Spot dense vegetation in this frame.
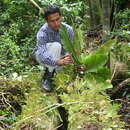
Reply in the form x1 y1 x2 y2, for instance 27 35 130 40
0 0 130 129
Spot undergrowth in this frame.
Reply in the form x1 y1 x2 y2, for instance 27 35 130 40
0 76 31 129
54 67 125 130
11 73 60 130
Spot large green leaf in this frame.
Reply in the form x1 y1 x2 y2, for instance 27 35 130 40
81 40 116 72
81 53 108 72
96 67 111 80
95 40 116 55
73 25 82 51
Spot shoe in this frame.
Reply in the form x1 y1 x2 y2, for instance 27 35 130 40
42 68 55 92
42 79 52 91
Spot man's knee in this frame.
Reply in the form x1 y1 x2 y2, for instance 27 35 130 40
51 42 61 50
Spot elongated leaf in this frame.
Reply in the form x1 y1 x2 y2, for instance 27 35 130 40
60 24 81 64
73 25 85 64
73 25 82 51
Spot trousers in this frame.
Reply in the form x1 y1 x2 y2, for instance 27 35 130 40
35 42 63 72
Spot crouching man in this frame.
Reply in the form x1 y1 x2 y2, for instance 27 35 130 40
33 5 74 91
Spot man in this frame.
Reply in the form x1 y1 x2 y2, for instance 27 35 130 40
33 5 74 92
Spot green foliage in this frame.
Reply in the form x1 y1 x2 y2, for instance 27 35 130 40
60 25 116 73
73 25 84 51
115 0 128 10
0 0 87 76
0 31 35 75
13 73 60 130
53 36 126 129
112 30 130 42
81 54 108 72
0 76 31 128
115 8 130 29
0 0 129 129
60 24 82 65
80 40 116 72
0 0 44 76
38 0 87 26
0 73 60 129
111 42 130 66
54 71 125 130
113 9 130 41
0 33 19 59
95 40 116 54
54 65 74 92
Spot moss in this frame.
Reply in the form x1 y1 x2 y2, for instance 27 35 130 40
12 73 60 130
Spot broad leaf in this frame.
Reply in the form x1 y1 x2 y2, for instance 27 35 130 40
95 40 116 55
81 53 108 72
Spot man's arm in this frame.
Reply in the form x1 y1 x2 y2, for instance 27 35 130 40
37 30 57 66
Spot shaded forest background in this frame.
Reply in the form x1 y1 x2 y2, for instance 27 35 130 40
0 0 130 129
0 0 130 76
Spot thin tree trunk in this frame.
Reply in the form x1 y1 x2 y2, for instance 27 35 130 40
101 0 111 40
87 0 94 28
87 0 101 29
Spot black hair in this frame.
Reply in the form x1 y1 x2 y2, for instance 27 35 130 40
44 5 61 20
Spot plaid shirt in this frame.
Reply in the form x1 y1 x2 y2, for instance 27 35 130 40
34 22 74 66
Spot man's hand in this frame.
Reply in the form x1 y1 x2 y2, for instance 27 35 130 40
63 53 73 65
56 53 73 66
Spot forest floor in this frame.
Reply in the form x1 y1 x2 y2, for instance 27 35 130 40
85 27 130 129
0 27 130 130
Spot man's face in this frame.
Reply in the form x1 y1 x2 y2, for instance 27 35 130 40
47 13 62 31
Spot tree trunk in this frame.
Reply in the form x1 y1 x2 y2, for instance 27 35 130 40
101 0 111 40
87 0 94 28
87 0 101 29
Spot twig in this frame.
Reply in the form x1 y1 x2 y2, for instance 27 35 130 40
110 63 117 82
29 0 41 10
110 78 130 96
0 115 6 119
0 92 6 95
1 93 17 113
10 101 93 128
54 123 63 130
29 0 44 15
0 121 9 130
0 126 5 130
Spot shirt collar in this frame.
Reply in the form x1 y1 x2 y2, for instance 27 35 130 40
47 23 59 33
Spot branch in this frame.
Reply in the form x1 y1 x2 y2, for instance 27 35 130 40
29 0 44 15
29 0 41 10
110 63 117 81
29 0 44 14
110 78 130 96
0 121 9 130
10 101 93 128
1 93 17 113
